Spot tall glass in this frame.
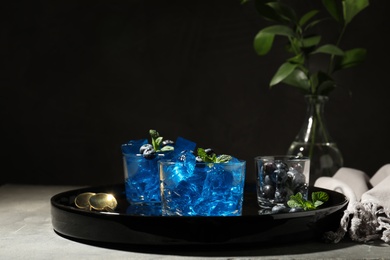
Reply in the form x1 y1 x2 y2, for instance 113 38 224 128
255 156 310 212
159 159 246 216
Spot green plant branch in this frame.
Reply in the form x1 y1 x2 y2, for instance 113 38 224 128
247 0 369 96
316 102 329 143
328 24 347 74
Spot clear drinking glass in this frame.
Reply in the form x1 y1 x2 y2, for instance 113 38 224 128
123 153 168 205
255 156 310 212
159 156 246 216
122 137 196 205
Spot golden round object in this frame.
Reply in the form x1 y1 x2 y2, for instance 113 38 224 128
74 192 96 210
89 193 118 211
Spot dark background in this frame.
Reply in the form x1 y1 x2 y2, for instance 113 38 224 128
1 0 389 186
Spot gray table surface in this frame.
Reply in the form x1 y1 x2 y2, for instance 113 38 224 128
1 184 389 260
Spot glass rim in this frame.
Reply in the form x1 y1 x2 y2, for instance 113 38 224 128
158 159 246 166
122 153 166 158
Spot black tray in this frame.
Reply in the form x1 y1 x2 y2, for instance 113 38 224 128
51 184 348 247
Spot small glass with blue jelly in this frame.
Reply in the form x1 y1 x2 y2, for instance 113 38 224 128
255 156 310 213
122 137 196 205
159 152 246 216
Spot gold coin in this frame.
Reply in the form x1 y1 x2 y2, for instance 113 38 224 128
89 193 118 211
74 192 96 210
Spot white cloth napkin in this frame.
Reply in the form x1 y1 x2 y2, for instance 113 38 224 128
314 164 390 243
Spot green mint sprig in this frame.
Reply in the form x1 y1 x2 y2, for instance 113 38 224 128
287 191 329 211
197 148 232 163
149 129 174 152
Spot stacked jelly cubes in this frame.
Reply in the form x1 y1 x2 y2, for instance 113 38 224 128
159 150 246 216
122 134 246 216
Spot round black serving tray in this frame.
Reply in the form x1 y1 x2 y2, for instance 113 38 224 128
51 184 348 247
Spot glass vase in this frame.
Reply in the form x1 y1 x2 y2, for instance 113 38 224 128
287 95 344 186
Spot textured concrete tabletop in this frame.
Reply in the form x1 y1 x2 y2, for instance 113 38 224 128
0 184 389 260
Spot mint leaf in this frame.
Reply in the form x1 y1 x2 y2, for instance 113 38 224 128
287 191 329 211
287 192 305 209
155 137 163 147
149 129 159 139
304 201 316 210
149 129 160 151
197 148 232 163
197 148 215 162
287 199 302 208
160 145 174 152
312 191 329 204
215 154 232 163
291 192 304 203
148 129 174 152
314 200 325 208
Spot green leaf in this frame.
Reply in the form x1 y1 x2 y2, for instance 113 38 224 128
314 200 325 208
312 191 330 203
149 129 160 150
289 192 304 204
304 201 316 210
281 68 311 92
299 10 319 27
287 200 302 208
270 62 298 87
287 53 304 64
287 191 329 211
254 25 295 56
300 35 321 48
254 0 290 23
286 38 300 54
304 17 328 31
317 81 336 95
197 148 230 163
343 0 369 25
261 24 295 36
216 154 232 163
254 31 274 56
311 44 344 56
149 129 159 139
197 148 212 162
333 48 367 71
160 145 174 152
267 2 297 24
155 137 163 146
322 0 343 23
311 71 336 95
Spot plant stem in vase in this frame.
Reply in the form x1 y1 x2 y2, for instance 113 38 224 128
287 95 343 186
